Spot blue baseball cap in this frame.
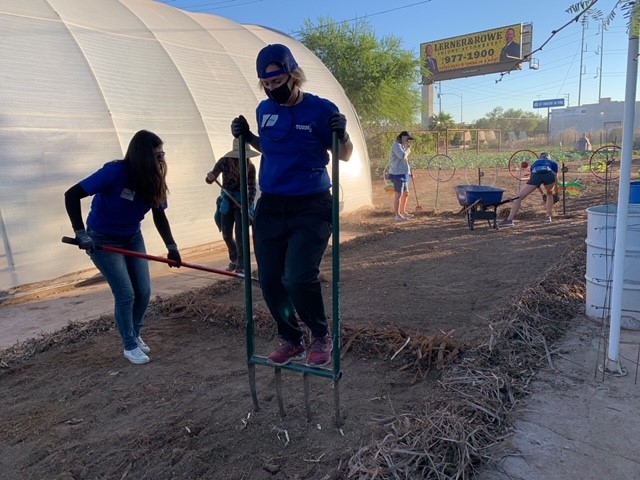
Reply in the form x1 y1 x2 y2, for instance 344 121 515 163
256 44 299 79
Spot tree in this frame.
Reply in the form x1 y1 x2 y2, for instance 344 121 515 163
429 112 456 131
472 107 546 134
297 18 421 127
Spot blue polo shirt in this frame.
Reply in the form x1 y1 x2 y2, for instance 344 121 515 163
80 160 164 236
256 93 337 196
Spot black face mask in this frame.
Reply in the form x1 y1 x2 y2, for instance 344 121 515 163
266 76 292 104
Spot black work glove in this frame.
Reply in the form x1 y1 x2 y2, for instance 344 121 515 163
167 244 181 268
231 115 251 139
205 171 216 185
74 229 95 253
328 112 347 140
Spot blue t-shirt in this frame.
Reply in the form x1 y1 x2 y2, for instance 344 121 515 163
256 93 338 196
530 159 558 174
80 160 164 236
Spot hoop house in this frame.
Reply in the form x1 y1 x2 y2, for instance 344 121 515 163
0 0 371 291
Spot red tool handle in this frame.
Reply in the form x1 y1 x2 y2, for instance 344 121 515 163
61 236 255 282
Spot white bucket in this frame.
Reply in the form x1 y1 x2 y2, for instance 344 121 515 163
585 204 640 328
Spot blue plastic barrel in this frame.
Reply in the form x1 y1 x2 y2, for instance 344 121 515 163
630 181 640 204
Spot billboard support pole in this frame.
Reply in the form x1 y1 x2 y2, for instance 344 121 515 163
547 107 551 145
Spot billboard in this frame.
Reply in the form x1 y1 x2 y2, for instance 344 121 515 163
421 24 526 83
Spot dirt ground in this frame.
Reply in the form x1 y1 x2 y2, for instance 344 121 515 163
0 164 630 479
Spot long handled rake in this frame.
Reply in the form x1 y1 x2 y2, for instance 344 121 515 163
410 174 424 212
61 236 257 283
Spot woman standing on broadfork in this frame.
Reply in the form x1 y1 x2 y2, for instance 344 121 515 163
64 130 182 365
231 43 353 367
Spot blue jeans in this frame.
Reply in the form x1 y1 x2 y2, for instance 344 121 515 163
253 192 332 344
87 230 151 351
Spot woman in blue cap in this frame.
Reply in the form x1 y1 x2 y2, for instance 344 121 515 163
499 152 558 228
231 43 353 367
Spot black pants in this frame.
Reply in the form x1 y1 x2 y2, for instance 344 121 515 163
220 203 244 267
253 192 332 344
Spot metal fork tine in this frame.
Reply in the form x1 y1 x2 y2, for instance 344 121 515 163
275 367 285 417
303 372 312 422
334 379 342 427
248 363 259 411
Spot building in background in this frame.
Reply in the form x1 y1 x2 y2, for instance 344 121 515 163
549 98 630 144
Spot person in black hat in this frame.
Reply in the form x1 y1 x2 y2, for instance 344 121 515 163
499 152 558 228
388 131 414 221
230 43 353 368
205 138 259 274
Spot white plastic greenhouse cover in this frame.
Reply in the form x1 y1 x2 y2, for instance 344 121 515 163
0 0 372 292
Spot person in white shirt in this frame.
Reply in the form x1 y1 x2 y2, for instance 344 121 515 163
387 131 414 221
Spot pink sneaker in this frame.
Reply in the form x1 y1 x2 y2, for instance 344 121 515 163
267 341 306 366
306 335 333 367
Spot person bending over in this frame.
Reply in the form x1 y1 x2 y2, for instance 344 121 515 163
499 152 558 228
64 130 181 365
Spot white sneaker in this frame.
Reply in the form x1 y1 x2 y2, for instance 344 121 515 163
124 347 150 365
136 336 150 354
394 215 408 222
545 216 552 223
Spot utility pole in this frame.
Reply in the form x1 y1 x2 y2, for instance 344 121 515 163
598 21 605 102
578 17 587 106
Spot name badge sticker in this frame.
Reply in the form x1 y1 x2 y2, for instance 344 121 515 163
120 188 135 201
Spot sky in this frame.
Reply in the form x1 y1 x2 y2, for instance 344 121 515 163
157 0 632 124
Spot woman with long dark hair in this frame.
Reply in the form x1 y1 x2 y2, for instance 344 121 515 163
64 130 181 364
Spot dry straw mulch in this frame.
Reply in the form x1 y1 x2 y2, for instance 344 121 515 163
346 244 586 479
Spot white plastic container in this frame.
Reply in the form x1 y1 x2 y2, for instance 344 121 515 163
585 204 640 328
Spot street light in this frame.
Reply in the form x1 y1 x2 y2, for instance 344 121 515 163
439 92 463 124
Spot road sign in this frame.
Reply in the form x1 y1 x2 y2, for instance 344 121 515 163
533 98 565 108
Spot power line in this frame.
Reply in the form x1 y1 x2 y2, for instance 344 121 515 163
289 0 433 35
164 0 434 32
495 0 600 83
